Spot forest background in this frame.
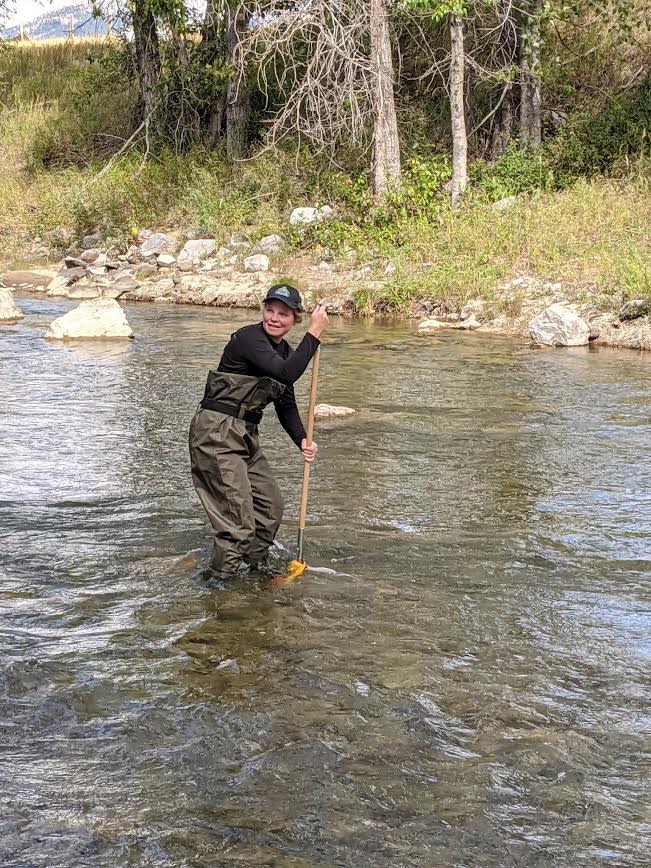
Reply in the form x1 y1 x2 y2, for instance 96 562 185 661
0 0 649 314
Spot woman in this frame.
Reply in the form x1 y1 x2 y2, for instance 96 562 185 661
189 284 329 578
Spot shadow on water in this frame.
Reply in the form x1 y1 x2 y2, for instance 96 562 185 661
1 298 650 865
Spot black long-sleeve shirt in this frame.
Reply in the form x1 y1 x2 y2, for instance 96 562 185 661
217 323 320 447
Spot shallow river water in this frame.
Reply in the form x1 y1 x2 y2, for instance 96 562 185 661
1 296 650 867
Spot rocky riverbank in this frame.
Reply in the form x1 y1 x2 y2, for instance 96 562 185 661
2 224 650 350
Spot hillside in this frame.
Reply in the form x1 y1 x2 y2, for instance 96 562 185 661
3 3 124 40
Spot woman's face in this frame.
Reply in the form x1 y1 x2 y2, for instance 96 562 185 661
262 300 295 342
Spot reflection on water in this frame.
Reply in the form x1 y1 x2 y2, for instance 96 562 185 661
1 296 650 866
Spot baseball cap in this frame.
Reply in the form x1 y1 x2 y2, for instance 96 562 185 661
263 283 303 311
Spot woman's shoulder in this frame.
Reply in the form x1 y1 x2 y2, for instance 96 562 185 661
230 322 263 343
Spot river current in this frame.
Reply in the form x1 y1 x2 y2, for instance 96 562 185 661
1 296 650 866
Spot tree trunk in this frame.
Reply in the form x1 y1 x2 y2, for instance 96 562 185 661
490 83 514 160
201 0 227 148
449 13 467 209
226 6 250 161
370 0 401 200
519 0 542 149
131 0 161 123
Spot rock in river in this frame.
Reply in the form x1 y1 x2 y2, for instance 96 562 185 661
0 288 24 322
314 403 356 418
44 297 134 340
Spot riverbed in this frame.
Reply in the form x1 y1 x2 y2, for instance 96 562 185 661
1 296 650 866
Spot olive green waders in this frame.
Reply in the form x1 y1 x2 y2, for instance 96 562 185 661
189 371 287 577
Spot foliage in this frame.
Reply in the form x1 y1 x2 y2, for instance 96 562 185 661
546 77 651 183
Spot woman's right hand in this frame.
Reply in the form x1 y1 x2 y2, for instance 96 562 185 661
308 301 329 339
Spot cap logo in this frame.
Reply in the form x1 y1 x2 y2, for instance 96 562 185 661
274 286 290 297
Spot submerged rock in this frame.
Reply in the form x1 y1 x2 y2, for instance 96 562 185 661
44 297 134 340
314 403 356 418
418 315 481 334
0 288 24 322
528 302 590 346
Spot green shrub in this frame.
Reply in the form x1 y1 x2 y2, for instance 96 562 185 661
469 146 553 201
547 77 651 183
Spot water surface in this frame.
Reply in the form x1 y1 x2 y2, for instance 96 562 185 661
1 297 650 866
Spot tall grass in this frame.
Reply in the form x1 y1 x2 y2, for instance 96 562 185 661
0 38 649 312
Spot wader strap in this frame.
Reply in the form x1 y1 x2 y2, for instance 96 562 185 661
200 398 263 425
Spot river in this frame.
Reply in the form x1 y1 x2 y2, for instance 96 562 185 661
1 296 650 866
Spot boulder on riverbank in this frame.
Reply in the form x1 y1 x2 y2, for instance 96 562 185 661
528 302 590 346
0 288 24 322
44 297 134 340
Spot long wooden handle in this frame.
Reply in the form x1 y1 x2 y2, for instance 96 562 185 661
298 348 320 533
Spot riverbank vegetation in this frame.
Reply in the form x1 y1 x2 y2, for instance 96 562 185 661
0 2 649 312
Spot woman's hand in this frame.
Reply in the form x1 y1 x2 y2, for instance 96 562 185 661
308 301 329 339
301 438 318 462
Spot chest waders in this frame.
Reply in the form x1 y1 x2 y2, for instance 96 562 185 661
189 371 287 577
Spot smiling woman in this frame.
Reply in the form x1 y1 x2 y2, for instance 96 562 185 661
188 283 329 579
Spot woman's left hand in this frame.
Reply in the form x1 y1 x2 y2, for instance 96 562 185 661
301 438 318 462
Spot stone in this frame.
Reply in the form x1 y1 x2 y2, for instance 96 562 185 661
140 232 178 258
0 270 53 289
289 205 335 225
253 234 285 255
318 261 333 272
417 316 481 334
184 226 207 241
619 298 650 321
67 285 101 300
0 288 23 322
217 658 240 674
177 260 195 272
105 259 120 270
64 255 87 269
178 239 216 263
589 327 601 342
493 196 517 212
57 266 86 284
455 315 481 330
105 279 140 298
215 246 235 264
314 404 356 418
80 232 102 250
157 253 177 267
243 254 270 273
134 262 157 279
46 276 76 296
528 303 590 347
44 297 134 340
80 248 101 263
46 227 73 248
136 228 154 242
87 266 108 277
225 238 251 253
